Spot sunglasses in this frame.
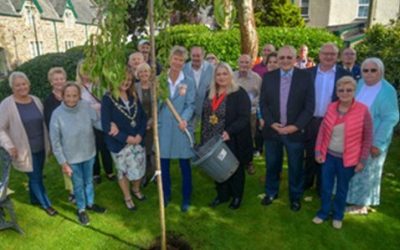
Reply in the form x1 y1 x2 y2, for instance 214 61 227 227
337 88 354 93
362 68 378 73
278 56 293 60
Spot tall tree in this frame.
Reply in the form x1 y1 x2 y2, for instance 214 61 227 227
235 0 258 60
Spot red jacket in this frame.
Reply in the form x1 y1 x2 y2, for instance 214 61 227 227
315 100 372 167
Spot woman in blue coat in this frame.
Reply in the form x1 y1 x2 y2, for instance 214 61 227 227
346 58 399 215
159 46 196 212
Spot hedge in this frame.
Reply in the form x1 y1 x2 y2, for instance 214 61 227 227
155 24 343 68
0 47 84 101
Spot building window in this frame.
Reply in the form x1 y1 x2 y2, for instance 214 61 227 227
0 48 8 79
64 10 75 28
358 0 370 18
300 0 310 18
65 41 75 50
25 5 35 26
30 41 43 57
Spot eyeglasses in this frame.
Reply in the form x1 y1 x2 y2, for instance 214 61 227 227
278 56 293 60
337 88 354 93
362 68 378 73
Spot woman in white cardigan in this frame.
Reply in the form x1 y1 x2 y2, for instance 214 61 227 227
0 72 57 216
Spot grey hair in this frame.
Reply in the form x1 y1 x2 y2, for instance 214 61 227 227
129 52 144 62
169 45 188 61
278 45 297 57
319 42 339 54
361 57 385 79
208 62 239 99
9 71 31 88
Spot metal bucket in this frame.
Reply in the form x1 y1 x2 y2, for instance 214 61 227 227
192 135 239 183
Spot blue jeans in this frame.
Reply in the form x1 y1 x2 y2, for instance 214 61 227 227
27 150 52 209
70 157 95 211
161 158 192 204
317 153 355 220
265 136 304 202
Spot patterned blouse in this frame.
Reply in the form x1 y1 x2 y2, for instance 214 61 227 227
201 96 226 145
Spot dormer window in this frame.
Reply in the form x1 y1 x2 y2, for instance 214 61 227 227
25 4 35 26
64 9 75 28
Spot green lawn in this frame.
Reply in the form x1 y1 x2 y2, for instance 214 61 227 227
1 137 400 249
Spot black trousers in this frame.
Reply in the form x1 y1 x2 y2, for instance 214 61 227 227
216 164 245 201
304 117 323 194
93 129 113 176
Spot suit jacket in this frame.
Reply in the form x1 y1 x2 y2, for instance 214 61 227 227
338 63 361 81
308 65 352 103
158 73 196 159
260 68 315 142
183 61 214 119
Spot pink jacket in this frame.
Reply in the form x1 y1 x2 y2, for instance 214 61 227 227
315 100 372 167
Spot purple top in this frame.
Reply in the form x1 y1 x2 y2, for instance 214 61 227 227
279 70 293 126
16 101 44 153
252 62 268 78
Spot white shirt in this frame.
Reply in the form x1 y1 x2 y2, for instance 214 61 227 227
356 80 382 109
192 64 203 89
168 71 185 97
314 65 336 117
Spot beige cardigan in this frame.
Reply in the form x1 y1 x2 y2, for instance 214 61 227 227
0 95 50 172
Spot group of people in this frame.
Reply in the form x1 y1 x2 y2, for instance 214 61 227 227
0 39 398 229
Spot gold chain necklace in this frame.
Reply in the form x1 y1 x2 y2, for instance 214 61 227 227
108 95 138 128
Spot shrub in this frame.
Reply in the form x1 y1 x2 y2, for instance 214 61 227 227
355 21 400 89
156 24 343 68
0 47 84 101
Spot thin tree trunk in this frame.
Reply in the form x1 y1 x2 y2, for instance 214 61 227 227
148 1 167 249
236 0 259 60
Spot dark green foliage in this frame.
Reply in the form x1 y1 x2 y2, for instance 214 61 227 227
0 47 84 101
355 21 400 89
254 0 305 27
156 24 342 67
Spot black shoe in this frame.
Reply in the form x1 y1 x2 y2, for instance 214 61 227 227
93 175 102 184
261 194 277 206
77 210 90 226
68 194 76 204
290 201 301 212
132 189 147 201
124 199 137 211
229 198 241 210
44 207 58 216
209 197 228 208
86 204 107 213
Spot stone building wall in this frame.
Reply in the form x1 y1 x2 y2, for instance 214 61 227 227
0 5 97 70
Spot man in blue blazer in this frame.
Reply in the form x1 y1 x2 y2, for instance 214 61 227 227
304 43 352 195
183 46 214 123
260 45 315 211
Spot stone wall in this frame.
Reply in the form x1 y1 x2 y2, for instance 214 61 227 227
0 6 97 70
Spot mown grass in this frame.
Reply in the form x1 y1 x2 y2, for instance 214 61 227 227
1 137 399 249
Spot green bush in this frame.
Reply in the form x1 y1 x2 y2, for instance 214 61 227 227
156 24 343 68
0 47 84 101
355 21 400 88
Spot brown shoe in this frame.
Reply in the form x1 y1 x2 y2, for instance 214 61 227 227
247 162 256 175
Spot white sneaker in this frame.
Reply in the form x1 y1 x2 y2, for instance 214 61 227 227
332 220 342 229
312 216 323 224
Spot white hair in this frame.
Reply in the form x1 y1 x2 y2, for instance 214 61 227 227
361 57 385 79
9 71 31 88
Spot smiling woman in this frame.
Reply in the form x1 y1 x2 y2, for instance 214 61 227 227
0 71 57 216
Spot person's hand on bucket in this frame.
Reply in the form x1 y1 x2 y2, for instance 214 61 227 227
222 131 230 141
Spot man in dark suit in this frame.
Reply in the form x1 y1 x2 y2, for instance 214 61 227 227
340 47 361 81
304 43 352 195
260 45 315 211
